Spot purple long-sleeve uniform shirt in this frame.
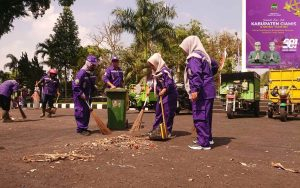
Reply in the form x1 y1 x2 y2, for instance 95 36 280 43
186 53 216 99
39 75 59 96
72 69 97 101
154 67 178 103
103 66 123 88
0 80 20 97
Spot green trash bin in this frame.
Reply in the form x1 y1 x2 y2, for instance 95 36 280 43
106 88 128 130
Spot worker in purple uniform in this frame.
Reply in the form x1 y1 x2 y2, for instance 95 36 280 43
147 53 178 137
0 79 20 122
180 35 217 150
36 69 60 118
72 55 99 136
103 56 123 88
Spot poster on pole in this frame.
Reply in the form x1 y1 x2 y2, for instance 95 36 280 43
246 0 300 69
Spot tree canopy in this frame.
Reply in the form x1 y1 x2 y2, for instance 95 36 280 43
112 0 176 58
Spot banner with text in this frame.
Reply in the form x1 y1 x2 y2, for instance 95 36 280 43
246 0 300 69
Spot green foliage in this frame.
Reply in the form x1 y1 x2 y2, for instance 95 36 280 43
58 0 76 7
0 70 11 83
50 6 80 70
112 0 176 58
4 54 19 77
119 47 149 85
36 6 80 97
4 53 44 90
0 0 51 38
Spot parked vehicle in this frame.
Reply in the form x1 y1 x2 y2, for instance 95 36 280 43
219 72 261 119
128 84 157 111
268 69 300 122
176 83 192 114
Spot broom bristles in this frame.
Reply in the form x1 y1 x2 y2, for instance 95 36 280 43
130 109 145 132
91 111 111 135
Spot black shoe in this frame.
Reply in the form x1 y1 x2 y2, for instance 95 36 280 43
78 130 91 136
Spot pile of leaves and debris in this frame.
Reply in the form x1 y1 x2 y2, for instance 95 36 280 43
22 134 156 163
81 134 157 150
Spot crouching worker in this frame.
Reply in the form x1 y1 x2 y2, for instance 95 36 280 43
36 69 60 118
0 79 20 122
147 53 178 138
72 55 99 136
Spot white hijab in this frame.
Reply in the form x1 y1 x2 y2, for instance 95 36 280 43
179 35 211 97
179 35 211 64
147 53 166 75
147 53 171 94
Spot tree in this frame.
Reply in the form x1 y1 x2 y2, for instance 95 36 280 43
58 0 75 7
0 0 51 38
90 21 123 55
4 54 19 77
35 38 55 67
120 47 149 85
44 6 80 98
112 0 176 58
4 52 44 90
0 70 11 83
0 0 78 38
17 52 44 88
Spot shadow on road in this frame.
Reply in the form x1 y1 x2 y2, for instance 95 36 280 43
6 119 44 123
213 137 236 148
271 116 300 122
90 130 101 135
52 114 76 118
172 130 192 137
230 114 266 119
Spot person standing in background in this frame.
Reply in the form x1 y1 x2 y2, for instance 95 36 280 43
103 56 124 88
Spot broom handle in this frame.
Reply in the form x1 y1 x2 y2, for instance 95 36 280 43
160 96 166 127
54 95 59 106
142 97 148 109
84 100 92 111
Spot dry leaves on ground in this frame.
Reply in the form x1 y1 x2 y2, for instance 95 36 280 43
271 162 299 173
23 151 94 163
81 134 157 151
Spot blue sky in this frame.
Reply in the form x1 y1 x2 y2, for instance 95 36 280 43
0 0 242 70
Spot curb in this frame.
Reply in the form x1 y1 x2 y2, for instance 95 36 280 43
26 103 143 111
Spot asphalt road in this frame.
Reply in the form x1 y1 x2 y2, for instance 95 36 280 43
0 108 299 188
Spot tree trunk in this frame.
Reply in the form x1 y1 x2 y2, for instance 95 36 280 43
64 67 67 98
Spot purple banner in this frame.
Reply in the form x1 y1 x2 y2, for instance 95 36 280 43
246 0 300 69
